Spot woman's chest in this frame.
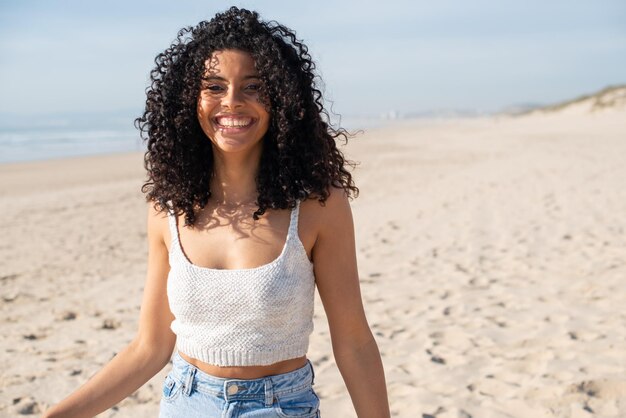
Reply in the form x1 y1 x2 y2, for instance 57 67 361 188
165 206 315 270
178 224 286 270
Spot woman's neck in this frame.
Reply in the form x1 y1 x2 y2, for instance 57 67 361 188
210 150 260 206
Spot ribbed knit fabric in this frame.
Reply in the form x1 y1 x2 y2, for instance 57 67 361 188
165 200 316 367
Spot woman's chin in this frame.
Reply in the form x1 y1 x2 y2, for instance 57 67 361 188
211 137 263 155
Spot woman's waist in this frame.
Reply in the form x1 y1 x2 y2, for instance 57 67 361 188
177 350 309 380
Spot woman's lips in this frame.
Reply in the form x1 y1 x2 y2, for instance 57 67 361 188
214 116 253 126
213 116 256 133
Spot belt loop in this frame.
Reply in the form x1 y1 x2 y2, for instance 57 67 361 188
183 365 196 396
178 361 189 394
264 377 274 406
309 360 316 385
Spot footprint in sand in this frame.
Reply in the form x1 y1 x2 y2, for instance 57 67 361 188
23 333 46 341
12 396 42 415
568 379 626 400
422 406 472 418
425 348 446 365
0 273 19 282
101 318 121 330
311 355 330 367
57 311 77 321
2 291 20 302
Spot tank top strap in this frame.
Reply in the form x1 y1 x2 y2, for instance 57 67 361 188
165 201 179 245
288 199 301 239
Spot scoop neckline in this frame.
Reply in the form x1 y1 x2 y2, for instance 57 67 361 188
171 206 295 273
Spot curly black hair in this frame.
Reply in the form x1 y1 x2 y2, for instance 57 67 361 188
135 6 358 225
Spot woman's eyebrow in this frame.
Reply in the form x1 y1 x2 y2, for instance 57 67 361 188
204 75 261 81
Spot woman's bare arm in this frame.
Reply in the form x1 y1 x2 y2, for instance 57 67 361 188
42 203 177 418
311 188 391 418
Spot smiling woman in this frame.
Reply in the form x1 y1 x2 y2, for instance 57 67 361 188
42 6 390 418
134 6 360 224
196 50 271 156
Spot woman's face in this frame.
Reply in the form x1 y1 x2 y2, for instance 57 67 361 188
197 49 270 156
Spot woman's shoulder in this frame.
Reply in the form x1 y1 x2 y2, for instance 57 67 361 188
297 187 353 256
300 186 353 228
146 200 171 247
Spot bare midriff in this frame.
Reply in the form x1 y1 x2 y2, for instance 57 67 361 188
178 350 308 379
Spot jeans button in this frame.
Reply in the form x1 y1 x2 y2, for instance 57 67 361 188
227 384 239 395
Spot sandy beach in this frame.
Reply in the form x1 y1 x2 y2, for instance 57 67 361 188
1 100 625 416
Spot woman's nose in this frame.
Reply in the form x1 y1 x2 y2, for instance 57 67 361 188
222 86 244 109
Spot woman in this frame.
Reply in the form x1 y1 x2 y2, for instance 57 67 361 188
43 7 389 418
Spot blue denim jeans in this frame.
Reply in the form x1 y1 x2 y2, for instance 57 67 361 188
159 351 321 417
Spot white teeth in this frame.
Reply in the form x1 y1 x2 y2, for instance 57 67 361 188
216 117 253 127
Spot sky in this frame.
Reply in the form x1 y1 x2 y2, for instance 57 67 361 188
1 0 625 122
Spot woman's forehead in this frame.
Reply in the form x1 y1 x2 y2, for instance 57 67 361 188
203 49 258 75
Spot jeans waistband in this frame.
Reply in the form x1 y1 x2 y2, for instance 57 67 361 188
169 350 315 404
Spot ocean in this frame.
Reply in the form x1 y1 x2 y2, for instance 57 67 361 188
0 112 145 164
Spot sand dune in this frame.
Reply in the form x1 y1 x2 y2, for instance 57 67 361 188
1 105 625 417
521 84 626 117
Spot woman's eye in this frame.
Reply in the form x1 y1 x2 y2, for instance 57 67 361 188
206 85 223 92
245 84 260 91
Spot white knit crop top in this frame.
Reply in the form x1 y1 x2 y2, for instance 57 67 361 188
165 200 316 367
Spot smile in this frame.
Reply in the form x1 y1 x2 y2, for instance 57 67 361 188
214 116 255 128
